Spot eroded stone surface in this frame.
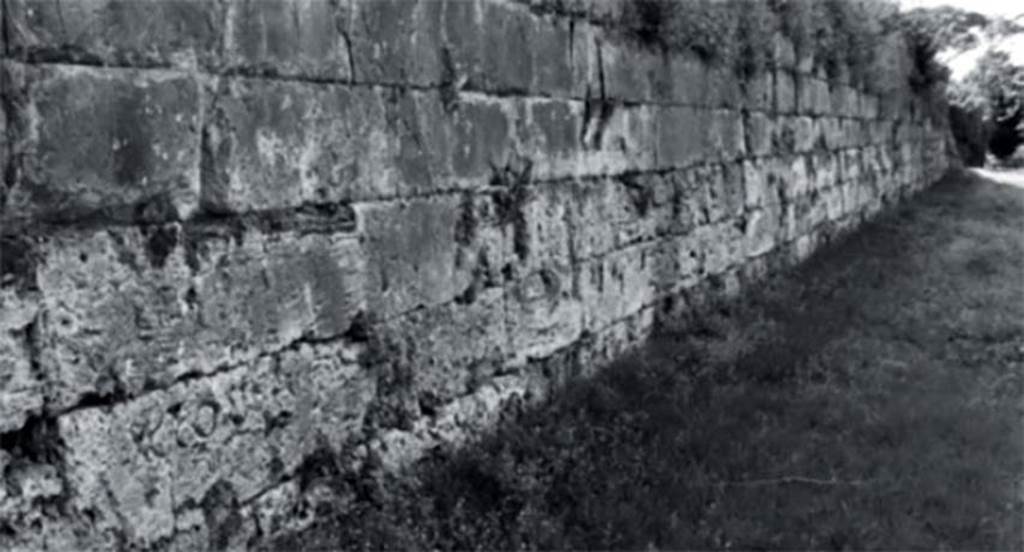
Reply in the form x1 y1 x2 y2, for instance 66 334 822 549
3 62 201 225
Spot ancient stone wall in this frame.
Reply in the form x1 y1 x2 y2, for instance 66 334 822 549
0 0 951 548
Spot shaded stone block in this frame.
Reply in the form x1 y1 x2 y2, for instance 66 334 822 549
6 0 223 68
346 0 443 86
358 194 504 320
375 287 507 414
3 62 201 225
507 264 583 363
774 70 796 114
202 78 397 212
31 223 364 411
579 243 657 331
449 97 515 180
224 0 353 80
656 106 706 168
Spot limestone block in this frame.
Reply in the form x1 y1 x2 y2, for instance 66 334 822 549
743 71 774 111
706 66 740 109
580 104 657 174
745 203 782 258
707 109 746 160
822 186 845 220
793 116 816 153
694 220 746 276
528 16 573 97
601 38 655 104
478 1 535 93
518 99 582 179
745 111 773 157
346 0 442 86
579 244 657 331
202 78 404 211
224 0 353 81
377 287 507 410
32 223 364 411
507 265 583 363
742 159 770 208
811 151 840 191
656 106 706 168
449 96 516 181
819 117 844 151
667 54 707 106
359 194 504 320
653 232 705 292
2 62 201 225
699 163 745 222
5 0 223 68
57 340 372 549
780 155 811 201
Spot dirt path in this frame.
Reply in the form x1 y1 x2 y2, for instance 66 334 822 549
275 169 1024 550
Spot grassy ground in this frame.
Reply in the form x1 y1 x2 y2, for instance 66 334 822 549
274 169 1024 551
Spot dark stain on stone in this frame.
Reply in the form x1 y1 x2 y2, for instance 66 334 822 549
142 224 179 269
200 480 243 551
0 234 39 291
454 191 478 247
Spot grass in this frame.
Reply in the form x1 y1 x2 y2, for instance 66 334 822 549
271 169 1024 550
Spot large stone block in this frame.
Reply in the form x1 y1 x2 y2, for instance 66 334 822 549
3 62 201 225
202 78 409 212
5 0 223 68
376 288 507 413
346 0 442 86
656 106 706 168
745 203 783 258
569 176 669 261
477 1 535 93
518 99 582 179
528 16 573 97
707 109 746 160
745 111 773 157
449 96 516 181
694 220 746 276
507 264 583 364
224 0 353 80
358 194 505 320
774 70 797 114
57 340 372 549
579 243 657 331
31 223 364 411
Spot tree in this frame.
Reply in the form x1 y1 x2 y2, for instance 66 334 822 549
952 50 1024 160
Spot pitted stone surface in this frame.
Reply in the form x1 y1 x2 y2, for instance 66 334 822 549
0 1 953 548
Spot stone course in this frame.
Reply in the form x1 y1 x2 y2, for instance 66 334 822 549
0 0 953 549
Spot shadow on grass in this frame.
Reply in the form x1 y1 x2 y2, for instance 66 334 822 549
274 171 1024 550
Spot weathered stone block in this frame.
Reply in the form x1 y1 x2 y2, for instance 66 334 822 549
0 330 42 433
224 0 352 80
774 70 796 114
347 0 442 86
706 66 739 108
58 340 372 549
32 223 364 411
359 194 504 320
522 99 580 164
529 16 573 97
570 176 667 260
694 220 745 276
745 203 782 258
700 163 745 222
450 97 515 180
3 62 201 225
793 116 816 153
745 112 773 157
479 1 534 93
6 0 223 68
507 265 582 363
656 106 705 168
377 288 507 410
707 109 746 160
667 54 707 106
579 244 657 331
742 71 774 111
202 78 404 212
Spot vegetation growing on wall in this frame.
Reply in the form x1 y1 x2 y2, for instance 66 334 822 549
522 0 898 88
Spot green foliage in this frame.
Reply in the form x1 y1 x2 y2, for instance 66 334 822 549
950 49 1024 160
